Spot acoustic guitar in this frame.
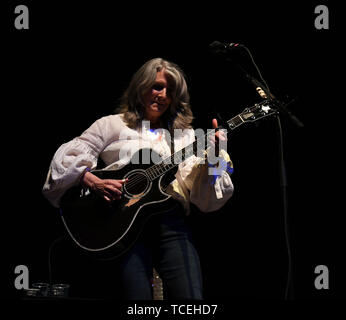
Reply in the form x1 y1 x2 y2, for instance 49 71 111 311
60 100 277 259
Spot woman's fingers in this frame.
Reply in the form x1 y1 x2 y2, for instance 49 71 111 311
103 195 113 203
103 179 129 201
212 118 218 129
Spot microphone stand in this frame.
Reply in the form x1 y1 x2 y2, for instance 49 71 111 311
251 73 297 300
252 73 297 300
232 62 304 128
274 114 294 300
225 54 300 300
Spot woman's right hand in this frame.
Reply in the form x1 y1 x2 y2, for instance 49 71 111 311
81 171 128 203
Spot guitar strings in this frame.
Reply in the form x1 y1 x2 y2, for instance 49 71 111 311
120 103 270 190
122 161 178 190
118 112 250 190
121 146 194 190
122 130 218 191
144 102 270 185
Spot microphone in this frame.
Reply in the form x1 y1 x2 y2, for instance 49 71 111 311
209 41 244 54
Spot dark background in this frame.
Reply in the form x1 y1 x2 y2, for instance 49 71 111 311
3 0 344 305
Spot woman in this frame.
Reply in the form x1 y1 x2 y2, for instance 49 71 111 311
43 58 234 300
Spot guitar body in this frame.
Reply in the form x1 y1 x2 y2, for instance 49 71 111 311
60 148 178 259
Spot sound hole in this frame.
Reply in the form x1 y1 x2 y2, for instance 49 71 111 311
124 171 150 197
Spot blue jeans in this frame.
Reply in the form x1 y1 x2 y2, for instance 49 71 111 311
118 202 203 300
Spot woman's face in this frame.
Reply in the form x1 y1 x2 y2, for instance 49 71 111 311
142 69 172 123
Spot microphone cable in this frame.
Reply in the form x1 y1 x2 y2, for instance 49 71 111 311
237 44 294 300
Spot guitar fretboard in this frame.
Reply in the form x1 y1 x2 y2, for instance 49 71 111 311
227 114 245 129
145 114 245 181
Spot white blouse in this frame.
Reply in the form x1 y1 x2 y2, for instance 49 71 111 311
42 114 234 213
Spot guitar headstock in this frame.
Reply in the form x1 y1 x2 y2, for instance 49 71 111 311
227 100 278 130
240 100 278 123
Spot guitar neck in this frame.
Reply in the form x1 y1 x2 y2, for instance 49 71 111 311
227 114 247 130
146 113 245 180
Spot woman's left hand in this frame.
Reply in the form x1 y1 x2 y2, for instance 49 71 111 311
210 118 227 154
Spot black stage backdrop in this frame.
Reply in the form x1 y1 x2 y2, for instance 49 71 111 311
3 0 345 307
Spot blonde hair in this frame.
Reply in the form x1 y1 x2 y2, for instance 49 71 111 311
116 58 194 131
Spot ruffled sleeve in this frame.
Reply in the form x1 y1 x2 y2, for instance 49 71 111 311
174 130 234 213
42 115 120 207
